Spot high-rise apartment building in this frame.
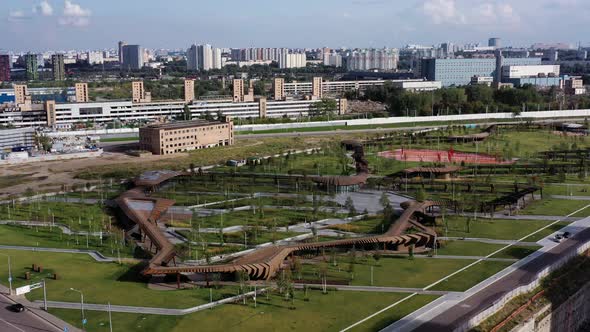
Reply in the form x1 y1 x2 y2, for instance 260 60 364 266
186 45 198 71
184 79 195 103
118 41 127 64
24 54 39 81
0 55 10 82
346 48 398 71
75 83 89 103
52 54 66 81
279 51 306 69
273 78 285 101
121 45 143 70
213 48 222 70
489 38 501 49
198 44 213 71
187 44 222 71
87 51 104 65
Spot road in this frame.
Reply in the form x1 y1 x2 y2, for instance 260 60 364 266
410 223 590 331
0 293 64 332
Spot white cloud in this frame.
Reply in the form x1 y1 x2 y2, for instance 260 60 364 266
421 0 520 26
8 10 26 19
35 1 54 16
422 0 465 24
7 9 30 22
59 0 91 27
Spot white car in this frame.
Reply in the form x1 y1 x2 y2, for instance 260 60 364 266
554 234 564 243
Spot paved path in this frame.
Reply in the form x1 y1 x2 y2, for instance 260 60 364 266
0 220 108 237
0 245 115 263
454 213 582 222
294 284 458 296
34 288 268 316
551 195 590 201
439 237 540 247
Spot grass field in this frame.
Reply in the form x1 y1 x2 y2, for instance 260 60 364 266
194 208 342 228
51 290 439 332
0 224 135 257
436 241 540 259
520 198 590 217
430 260 513 292
0 201 112 232
437 217 559 240
300 256 472 288
0 250 237 309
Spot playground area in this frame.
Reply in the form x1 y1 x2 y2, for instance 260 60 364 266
378 148 516 165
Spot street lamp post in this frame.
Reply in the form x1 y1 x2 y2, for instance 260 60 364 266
0 253 13 295
69 288 85 329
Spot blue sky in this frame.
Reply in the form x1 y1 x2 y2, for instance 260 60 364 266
2 0 590 51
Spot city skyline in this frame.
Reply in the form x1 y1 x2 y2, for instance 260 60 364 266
3 0 590 51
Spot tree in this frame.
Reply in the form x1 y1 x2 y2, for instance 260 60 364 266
308 98 337 117
35 134 53 152
379 192 391 211
408 244 414 260
344 196 356 216
183 104 192 121
415 188 427 202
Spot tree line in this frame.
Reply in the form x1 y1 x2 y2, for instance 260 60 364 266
361 83 590 116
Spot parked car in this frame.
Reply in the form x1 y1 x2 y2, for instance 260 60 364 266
9 303 25 312
554 234 564 243
563 232 571 238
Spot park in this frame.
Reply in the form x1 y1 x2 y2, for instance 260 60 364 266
0 121 590 331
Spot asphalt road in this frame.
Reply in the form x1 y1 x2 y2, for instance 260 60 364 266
412 225 590 331
0 293 62 332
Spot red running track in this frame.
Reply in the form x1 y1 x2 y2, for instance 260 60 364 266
378 149 515 165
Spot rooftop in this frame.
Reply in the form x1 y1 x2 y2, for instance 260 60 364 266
142 120 229 131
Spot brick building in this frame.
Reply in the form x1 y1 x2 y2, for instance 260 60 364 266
139 118 234 155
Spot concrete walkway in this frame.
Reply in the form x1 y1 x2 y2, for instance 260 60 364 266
33 288 268 316
0 220 109 237
551 195 590 201
0 244 118 263
439 237 540 247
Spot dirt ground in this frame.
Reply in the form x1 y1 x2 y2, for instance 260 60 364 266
0 151 180 199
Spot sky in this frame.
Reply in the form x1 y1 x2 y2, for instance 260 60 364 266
2 0 590 51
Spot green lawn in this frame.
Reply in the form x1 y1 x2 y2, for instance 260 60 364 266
100 136 139 142
175 229 302 246
430 260 513 292
0 250 236 309
327 216 386 234
214 152 352 176
300 256 473 289
0 224 135 257
51 291 438 332
0 201 112 232
436 241 540 259
350 294 440 332
195 208 342 228
438 217 558 240
520 199 590 217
